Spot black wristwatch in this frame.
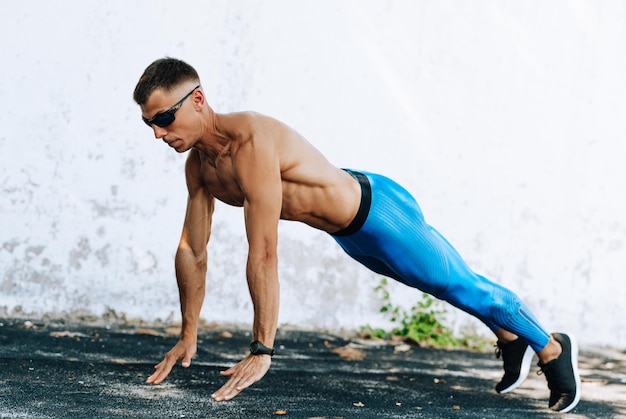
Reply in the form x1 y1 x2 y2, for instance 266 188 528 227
250 340 275 356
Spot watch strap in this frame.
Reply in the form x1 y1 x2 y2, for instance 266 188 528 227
250 340 275 356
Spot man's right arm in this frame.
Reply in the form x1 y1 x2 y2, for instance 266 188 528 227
147 149 214 385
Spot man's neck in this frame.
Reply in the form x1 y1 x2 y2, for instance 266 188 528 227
193 112 231 160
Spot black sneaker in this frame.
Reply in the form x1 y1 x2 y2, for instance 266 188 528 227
494 338 534 394
537 332 581 413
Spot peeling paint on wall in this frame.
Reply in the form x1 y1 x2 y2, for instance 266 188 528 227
1 1 626 347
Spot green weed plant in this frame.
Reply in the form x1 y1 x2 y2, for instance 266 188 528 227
361 278 488 351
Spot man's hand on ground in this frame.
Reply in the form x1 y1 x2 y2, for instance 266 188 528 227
146 339 197 385
211 354 272 402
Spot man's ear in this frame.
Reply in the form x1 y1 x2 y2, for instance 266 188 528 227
192 88 205 111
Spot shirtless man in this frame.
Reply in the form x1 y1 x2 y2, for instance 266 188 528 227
133 58 581 413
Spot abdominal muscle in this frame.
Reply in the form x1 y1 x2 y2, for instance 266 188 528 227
278 170 361 233
206 158 361 234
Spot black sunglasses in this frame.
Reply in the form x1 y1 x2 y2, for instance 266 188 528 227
142 84 201 128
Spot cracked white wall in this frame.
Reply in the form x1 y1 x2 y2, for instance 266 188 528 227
1 1 625 347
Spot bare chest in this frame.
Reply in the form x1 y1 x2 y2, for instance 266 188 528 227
199 152 245 207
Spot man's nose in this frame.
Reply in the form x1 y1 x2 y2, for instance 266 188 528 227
153 125 167 139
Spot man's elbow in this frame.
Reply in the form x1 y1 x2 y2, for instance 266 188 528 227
247 248 278 271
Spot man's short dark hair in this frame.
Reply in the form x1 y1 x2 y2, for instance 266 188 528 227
133 58 200 105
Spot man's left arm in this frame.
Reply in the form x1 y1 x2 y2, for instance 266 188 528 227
211 133 282 402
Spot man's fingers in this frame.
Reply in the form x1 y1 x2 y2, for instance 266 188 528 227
146 356 176 384
215 375 254 400
146 367 169 385
211 355 272 402
145 339 197 385
212 373 242 401
212 381 242 401
181 357 192 368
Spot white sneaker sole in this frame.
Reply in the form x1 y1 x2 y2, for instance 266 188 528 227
499 345 534 394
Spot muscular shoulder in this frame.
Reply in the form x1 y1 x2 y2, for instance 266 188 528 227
221 113 284 160
221 112 289 143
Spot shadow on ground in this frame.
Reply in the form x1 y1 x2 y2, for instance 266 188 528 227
0 319 624 418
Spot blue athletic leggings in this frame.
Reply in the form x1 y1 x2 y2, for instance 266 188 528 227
331 170 550 352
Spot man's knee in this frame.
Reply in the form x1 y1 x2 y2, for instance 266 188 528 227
488 283 522 326
437 275 511 322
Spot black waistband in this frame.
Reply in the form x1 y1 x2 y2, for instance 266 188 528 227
331 169 371 237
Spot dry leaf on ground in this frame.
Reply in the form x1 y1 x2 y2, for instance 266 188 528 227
136 328 160 336
332 345 366 361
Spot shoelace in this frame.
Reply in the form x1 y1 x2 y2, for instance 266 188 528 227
494 342 503 359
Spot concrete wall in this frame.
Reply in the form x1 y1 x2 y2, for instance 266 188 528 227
1 1 625 347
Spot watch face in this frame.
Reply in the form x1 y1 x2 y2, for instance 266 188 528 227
250 340 273 355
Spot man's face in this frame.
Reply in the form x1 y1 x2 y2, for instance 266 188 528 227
140 83 201 153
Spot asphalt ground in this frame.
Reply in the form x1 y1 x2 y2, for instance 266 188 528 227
0 318 624 419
